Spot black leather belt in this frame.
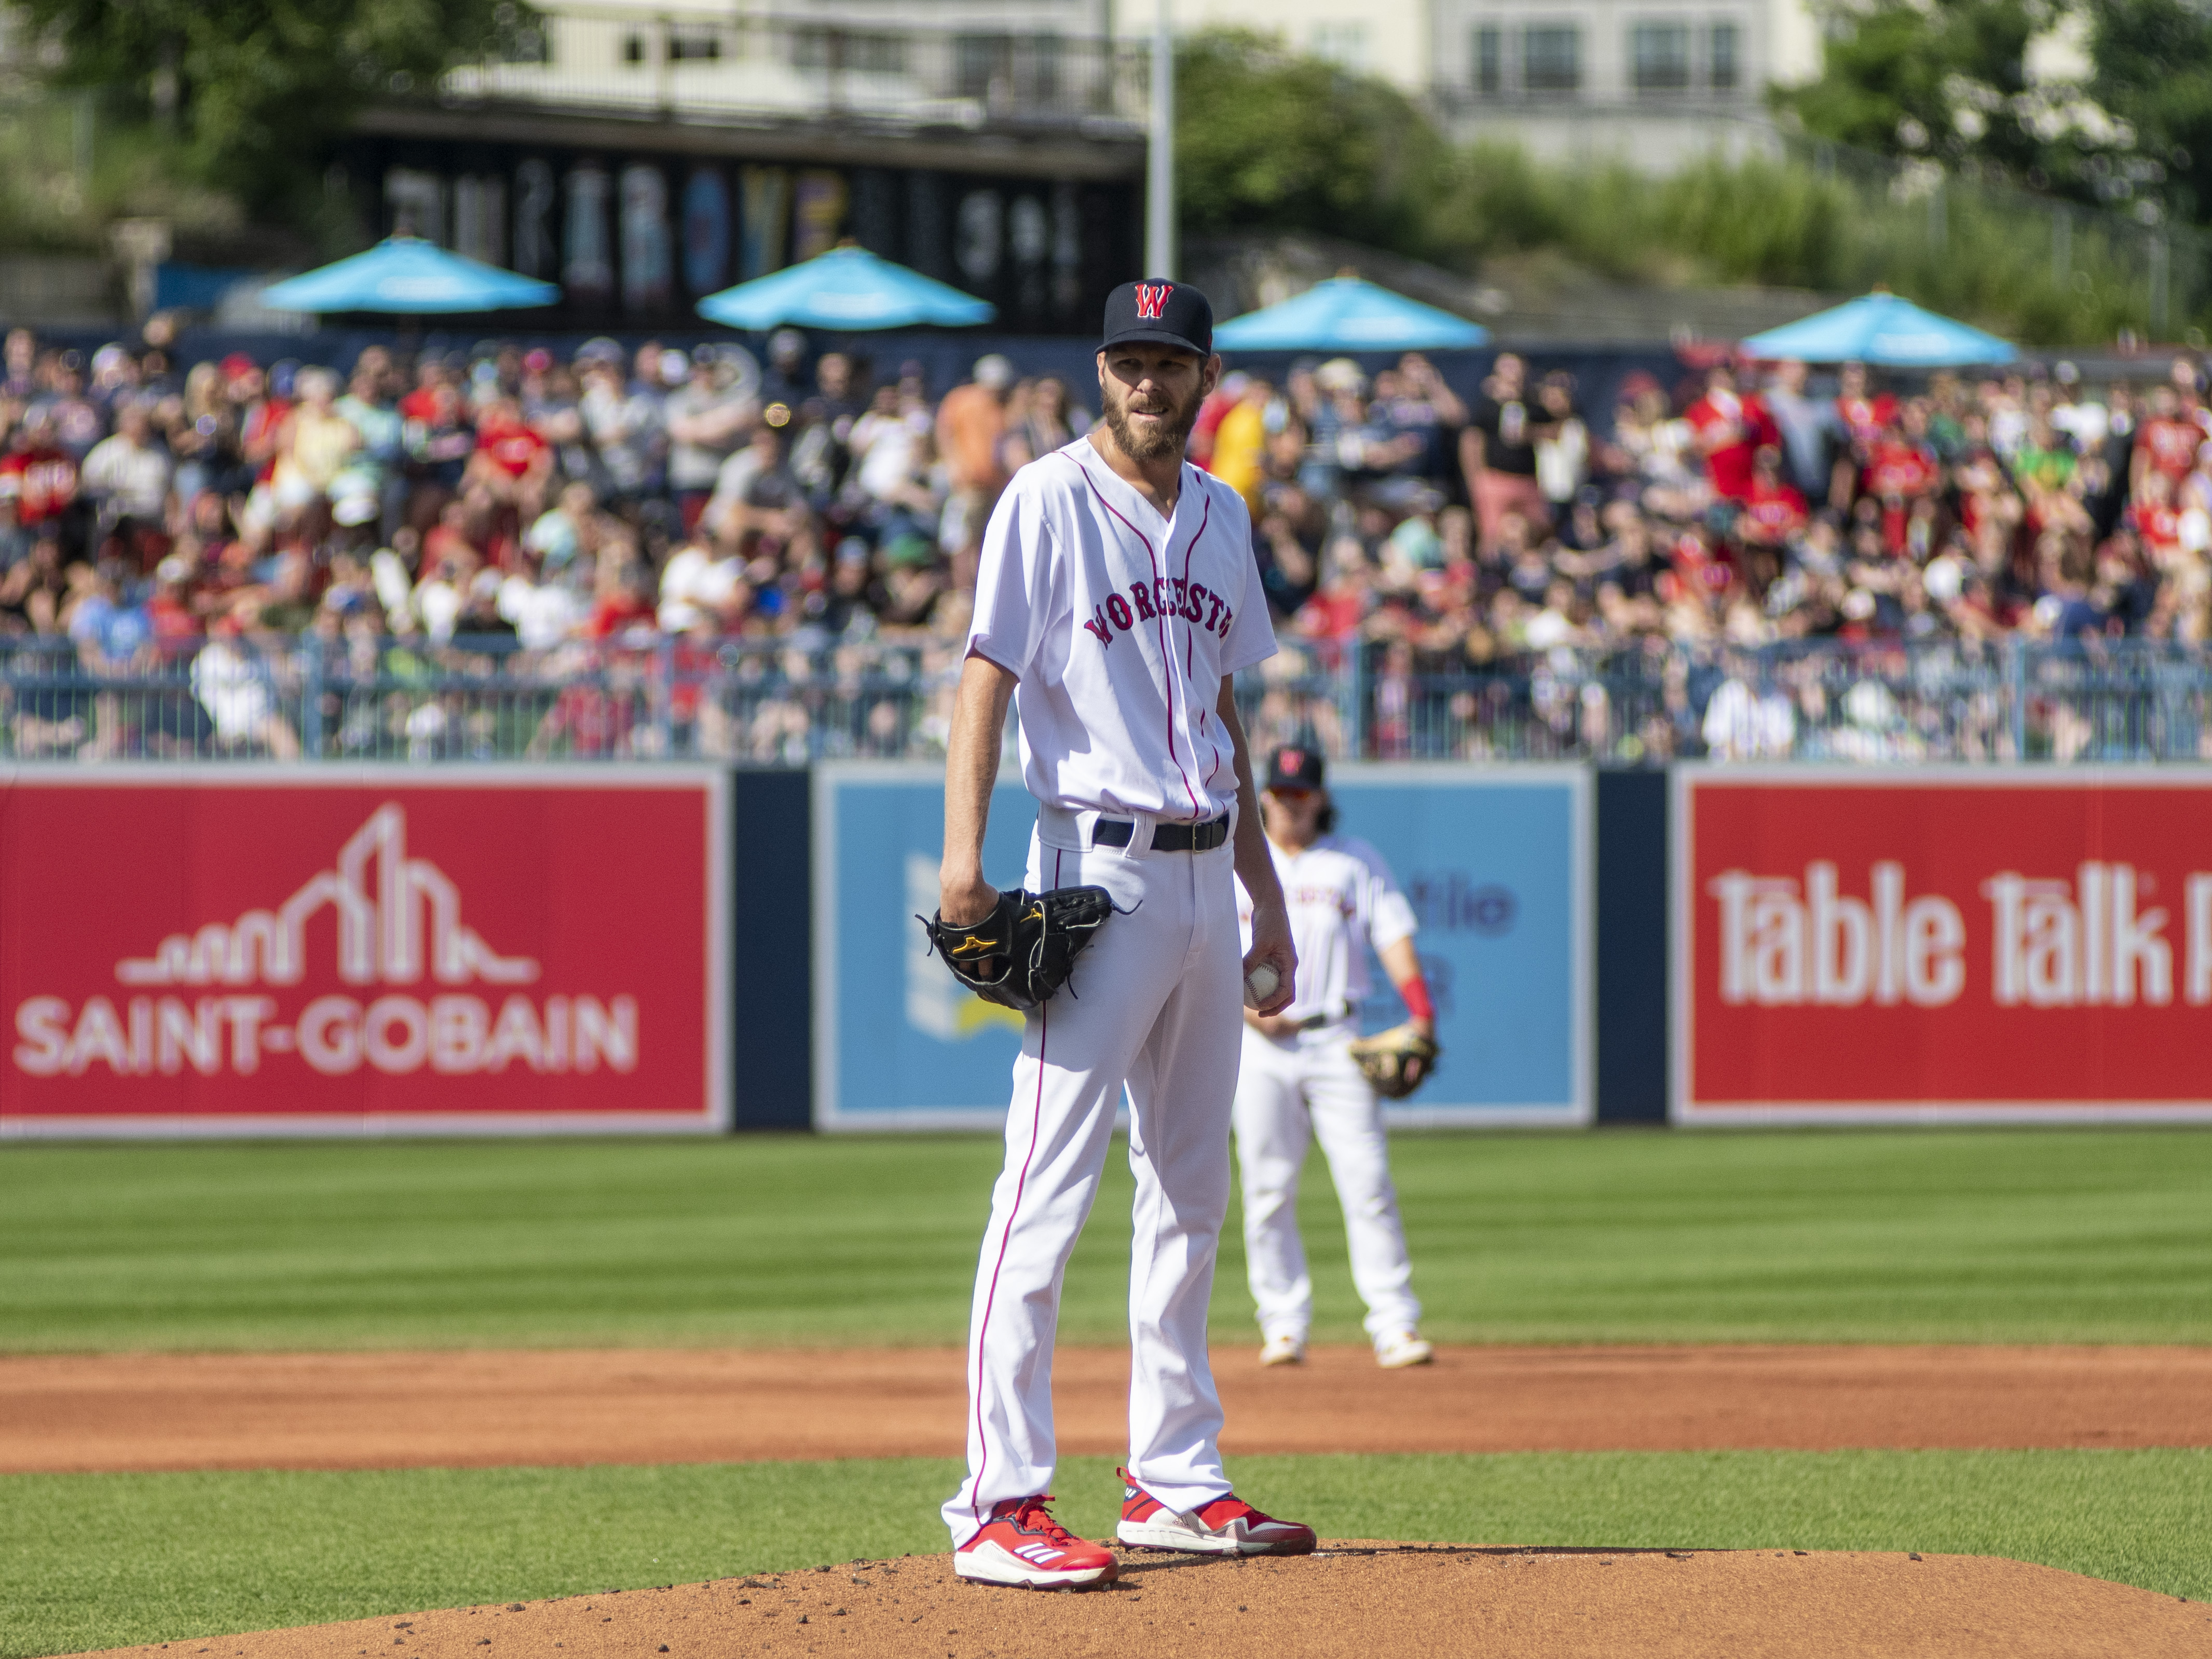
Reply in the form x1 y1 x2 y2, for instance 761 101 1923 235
1091 813 1230 852
1291 1005 1354 1031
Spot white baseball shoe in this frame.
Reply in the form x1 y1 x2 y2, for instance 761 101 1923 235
1116 1469 1316 1556
1258 1332 1307 1366
1375 1330 1435 1368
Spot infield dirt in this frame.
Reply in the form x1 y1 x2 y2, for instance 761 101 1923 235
53 1544 2212 1659
8 1343 2209 1473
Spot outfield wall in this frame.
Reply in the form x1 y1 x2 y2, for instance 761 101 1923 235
1672 766 2212 1124
809 763 1593 1132
0 767 731 1137
9 763 2212 1135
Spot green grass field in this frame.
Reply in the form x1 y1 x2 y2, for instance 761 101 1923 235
4 1128 2210 1352
6 1451 2209 1657
4 1127 2209 1656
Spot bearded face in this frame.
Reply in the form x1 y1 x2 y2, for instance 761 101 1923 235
1097 349 1209 461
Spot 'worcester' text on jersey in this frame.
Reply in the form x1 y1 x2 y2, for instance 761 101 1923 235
967 439 1274 821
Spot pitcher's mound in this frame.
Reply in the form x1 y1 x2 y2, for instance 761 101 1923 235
62 1543 2210 1659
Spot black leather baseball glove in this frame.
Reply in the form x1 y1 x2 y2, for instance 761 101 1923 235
1347 1022 1441 1099
921 886 1117 1010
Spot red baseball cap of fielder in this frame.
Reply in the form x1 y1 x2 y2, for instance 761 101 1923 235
1102 278 1213 357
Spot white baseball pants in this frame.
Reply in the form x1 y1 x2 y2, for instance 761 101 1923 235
1232 1025 1422 1345
943 817 1244 1548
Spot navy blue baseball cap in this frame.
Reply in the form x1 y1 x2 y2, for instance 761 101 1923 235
1101 278 1213 356
1265 745 1326 792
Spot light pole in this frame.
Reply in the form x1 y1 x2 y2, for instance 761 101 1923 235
1145 0 1175 279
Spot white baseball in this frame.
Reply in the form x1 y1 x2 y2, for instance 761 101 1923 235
1244 963 1280 1010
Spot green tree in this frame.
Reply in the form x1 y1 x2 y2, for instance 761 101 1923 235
2086 0 2212 222
5 0 525 215
1778 0 2063 169
1778 0 2184 218
1173 29 1459 260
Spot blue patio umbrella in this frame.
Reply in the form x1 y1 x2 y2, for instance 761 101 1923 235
1213 276 1489 353
1739 291 2017 366
697 244 995 331
259 236 559 314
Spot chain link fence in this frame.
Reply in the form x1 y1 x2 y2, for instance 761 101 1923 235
9 634 2212 766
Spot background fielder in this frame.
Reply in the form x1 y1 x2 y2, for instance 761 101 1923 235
1234 745 1438 1370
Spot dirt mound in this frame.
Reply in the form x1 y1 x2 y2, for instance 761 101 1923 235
11 1344 2211 1474
55 1544 2212 1659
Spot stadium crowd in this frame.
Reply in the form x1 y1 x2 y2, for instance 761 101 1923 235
2 314 2209 759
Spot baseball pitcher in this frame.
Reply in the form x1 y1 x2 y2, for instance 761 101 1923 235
925 279 1317 1590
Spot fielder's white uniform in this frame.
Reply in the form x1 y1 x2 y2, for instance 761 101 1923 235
1234 836 1423 1345
943 438 1277 1548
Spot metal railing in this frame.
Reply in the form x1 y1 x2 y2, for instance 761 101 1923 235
11 634 2212 766
435 5 1149 132
1240 637 2212 765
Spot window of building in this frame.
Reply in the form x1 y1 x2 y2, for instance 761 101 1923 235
953 33 1006 98
1709 20 1740 90
1631 21 1692 91
1522 25 1581 92
1309 21 1370 70
1028 32 1061 100
1473 24 1502 95
795 29 908 75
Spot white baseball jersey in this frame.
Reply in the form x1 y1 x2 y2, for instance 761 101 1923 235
1236 835 1418 1023
967 439 1277 820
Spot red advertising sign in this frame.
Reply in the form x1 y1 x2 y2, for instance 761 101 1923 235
1676 767 2212 1122
0 769 728 1135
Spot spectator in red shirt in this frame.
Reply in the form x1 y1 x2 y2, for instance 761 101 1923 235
2133 386 2202 493
1833 361 1899 448
2127 468 2186 568
397 358 450 425
463 393 555 553
1294 538 1376 667
0 410 80 527
1685 364 1777 504
583 550 658 638
146 555 206 655
1737 445 1809 549
1862 406 1941 554
1831 361 1900 508
467 396 552 491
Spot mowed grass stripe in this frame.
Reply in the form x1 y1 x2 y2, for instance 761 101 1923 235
4 1450 2208 1658
3 1129 2211 1350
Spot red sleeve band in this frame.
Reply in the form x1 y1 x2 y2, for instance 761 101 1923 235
1399 976 1434 1023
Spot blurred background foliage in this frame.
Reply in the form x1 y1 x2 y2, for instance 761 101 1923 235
1178 26 2206 344
0 8 2204 344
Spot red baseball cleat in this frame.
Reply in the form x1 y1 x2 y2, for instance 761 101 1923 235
954 1495 1119 1588
1115 1468 1317 1555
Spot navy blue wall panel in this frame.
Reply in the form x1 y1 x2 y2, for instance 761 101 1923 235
1594 767 1670 1124
727 768 813 1130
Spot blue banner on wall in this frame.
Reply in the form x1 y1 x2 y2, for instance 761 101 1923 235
812 762 1590 1130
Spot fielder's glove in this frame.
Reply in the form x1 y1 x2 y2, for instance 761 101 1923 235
920 886 1117 1011
1347 1022 1441 1100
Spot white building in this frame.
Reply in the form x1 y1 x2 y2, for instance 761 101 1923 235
1134 0 1435 89
1427 0 1821 167
1108 0 1823 170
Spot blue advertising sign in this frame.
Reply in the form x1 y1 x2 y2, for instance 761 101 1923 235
812 763 1590 1130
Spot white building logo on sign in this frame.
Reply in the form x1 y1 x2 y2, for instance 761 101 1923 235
14 807 637 1081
